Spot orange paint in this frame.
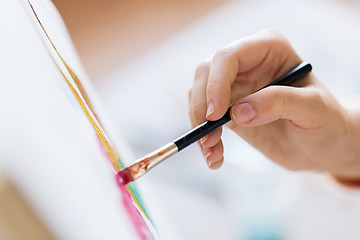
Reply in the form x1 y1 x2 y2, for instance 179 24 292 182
27 0 151 225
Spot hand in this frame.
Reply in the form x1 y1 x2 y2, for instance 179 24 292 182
189 29 360 180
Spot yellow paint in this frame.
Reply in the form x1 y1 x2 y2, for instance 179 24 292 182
28 0 148 218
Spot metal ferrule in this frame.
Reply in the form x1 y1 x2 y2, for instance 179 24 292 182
128 142 178 181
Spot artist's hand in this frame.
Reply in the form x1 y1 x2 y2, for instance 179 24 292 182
189 28 360 181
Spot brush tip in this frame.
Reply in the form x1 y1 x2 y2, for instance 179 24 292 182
117 168 134 185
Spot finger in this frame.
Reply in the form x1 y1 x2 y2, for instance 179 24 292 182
191 61 211 126
189 61 212 160
189 92 209 160
209 157 224 170
188 89 195 126
231 79 327 129
231 28 295 74
201 127 222 148
206 48 238 120
189 88 204 141
206 29 301 121
203 140 224 168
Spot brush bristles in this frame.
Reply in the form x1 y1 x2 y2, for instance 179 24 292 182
117 142 178 184
117 168 134 185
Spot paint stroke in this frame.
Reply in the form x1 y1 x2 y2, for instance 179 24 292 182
116 177 156 240
27 1 156 239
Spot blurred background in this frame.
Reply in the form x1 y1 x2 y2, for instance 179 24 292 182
24 0 360 239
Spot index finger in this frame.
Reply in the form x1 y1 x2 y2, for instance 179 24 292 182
205 29 291 121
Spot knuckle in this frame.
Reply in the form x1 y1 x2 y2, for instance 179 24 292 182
191 101 202 112
213 47 232 60
190 102 206 122
262 28 281 37
260 28 289 48
265 87 288 117
309 89 327 109
277 93 288 117
194 61 210 79
262 28 284 40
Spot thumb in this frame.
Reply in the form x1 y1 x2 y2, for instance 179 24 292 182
230 85 325 128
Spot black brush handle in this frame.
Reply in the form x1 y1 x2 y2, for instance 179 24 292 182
174 62 312 151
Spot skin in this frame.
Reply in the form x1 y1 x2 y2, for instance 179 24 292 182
189 28 360 183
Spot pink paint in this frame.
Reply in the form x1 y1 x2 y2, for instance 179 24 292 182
27 2 154 237
97 137 154 239
117 168 134 185
115 176 154 240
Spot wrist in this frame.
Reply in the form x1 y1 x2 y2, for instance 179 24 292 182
329 100 360 185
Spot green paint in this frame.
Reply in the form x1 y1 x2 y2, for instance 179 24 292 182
117 157 153 224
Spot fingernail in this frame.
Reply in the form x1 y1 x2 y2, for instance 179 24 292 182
208 156 222 164
203 147 212 159
200 136 208 145
232 102 256 123
208 157 223 169
206 101 215 117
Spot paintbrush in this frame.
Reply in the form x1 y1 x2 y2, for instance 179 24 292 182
118 62 312 185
